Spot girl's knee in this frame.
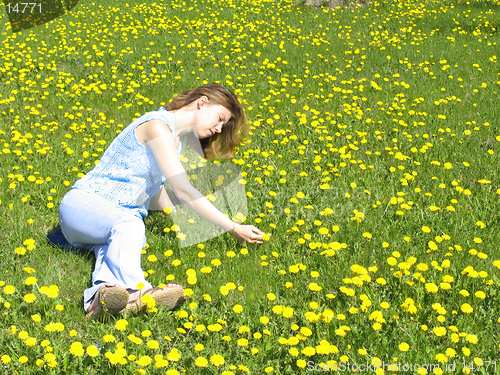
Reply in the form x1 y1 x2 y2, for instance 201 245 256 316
111 218 146 244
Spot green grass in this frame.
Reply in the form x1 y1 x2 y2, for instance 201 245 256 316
0 0 500 373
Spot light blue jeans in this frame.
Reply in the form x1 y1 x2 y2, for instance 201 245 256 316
59 189 152 311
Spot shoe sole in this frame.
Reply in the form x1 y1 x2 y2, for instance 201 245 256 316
85 286 129 321
125 286 186 314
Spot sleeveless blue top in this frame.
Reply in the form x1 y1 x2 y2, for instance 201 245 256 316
72 107 183 218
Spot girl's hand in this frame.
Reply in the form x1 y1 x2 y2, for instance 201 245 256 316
231 224 268 245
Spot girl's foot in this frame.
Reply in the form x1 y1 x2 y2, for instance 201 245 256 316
85 284 129 321
124 284 186 314
127 284 182 303
87 284 123 313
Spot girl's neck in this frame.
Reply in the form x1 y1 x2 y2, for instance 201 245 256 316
171 107 196 138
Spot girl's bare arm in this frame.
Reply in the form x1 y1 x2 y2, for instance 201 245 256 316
142 120 264 243
143 120 234 231
149 186 176 213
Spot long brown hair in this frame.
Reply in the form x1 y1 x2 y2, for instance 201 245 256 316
164 84 249 160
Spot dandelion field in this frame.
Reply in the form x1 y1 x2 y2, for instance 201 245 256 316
0 0 499 373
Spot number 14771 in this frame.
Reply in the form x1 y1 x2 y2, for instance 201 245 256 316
6 3 42 13
462 361 497 371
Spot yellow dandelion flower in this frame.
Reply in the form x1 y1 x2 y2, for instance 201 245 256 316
425 283 439 293
1 355 12 364
466 334 478 344
301 346 316 356
207 354 224 366
461 303 473 314
282 307 294 318
115 319 128 331
166 348 181 362
297 359 307 368
433 327 447 337
399 342 410 351
24 294 36 303
237 338 248 347
31 314 41 322
86 345 100 357
69 342 85 357
475 291 486 299
3 285 15 295
147 340 159 349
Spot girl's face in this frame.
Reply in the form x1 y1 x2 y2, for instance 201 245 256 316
193 98 232 139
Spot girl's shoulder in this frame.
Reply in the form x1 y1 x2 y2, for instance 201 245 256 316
117 107 174 138
132 107 175 131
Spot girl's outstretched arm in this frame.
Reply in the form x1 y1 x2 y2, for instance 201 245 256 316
142 120 265 244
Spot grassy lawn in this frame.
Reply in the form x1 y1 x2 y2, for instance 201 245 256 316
0 0 499 373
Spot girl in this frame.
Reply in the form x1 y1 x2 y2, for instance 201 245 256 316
58 84 266 320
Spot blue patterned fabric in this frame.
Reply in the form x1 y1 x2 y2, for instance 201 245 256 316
72 107 183 218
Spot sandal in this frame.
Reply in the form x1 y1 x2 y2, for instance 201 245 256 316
85 285 129 321
124 286 186 314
